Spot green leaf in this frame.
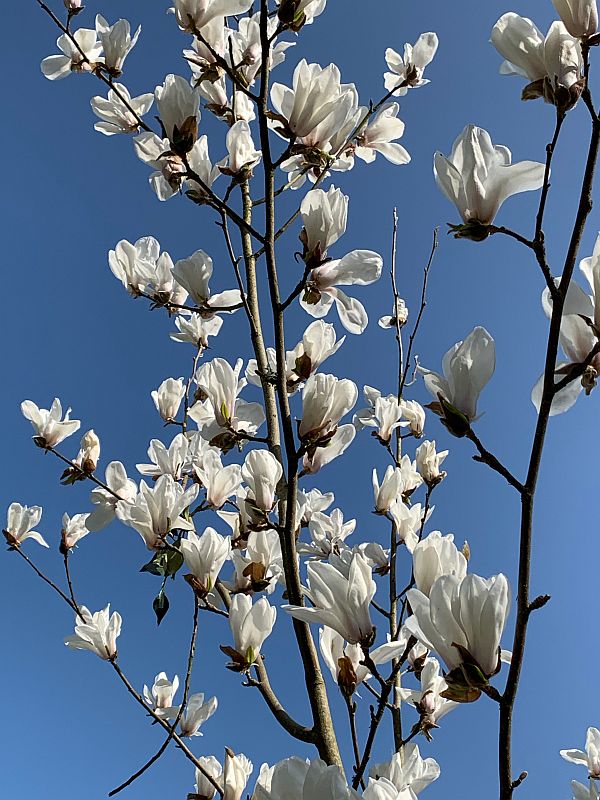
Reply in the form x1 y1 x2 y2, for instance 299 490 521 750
153 589 170 626
140 552 168 577
164 548 184 577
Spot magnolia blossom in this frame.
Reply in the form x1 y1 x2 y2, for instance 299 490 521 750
224 750 253 800
116 475 198 549
91 84 154 135
173 0 253 34
155 74 199 150
276 0 327 27
302 424 356 475
561 728 600 778
379 298 409 329
553 0 598 37
21 398 80 448
406 573 510 680
300 186 348 263
242 450 282 513
224 594 276 670
299 373 357 445
390 501 427 553
41 29 102 80
172 250 241 312
108 237 156 296
223 121 262 175
151 377 186 422
181 527 231 596
370 744 440 795
400 400 426 438
491 14 584 108
298 508 355 559
61 513 91 551
286 321 345 393
300 250 383 334
194 757 223 800
415 440 448 486
64 0 83 9
171 313 223 350
227 14 293 88
572 780 600 800
397 455 423 496
354 387 405 444
4 503 47 548
284 553 375 645
87 461 137 531
372 466 403 514
354 103 411 165
143 671 180 719
434 125 545 231
532 236 600 414
65 605 122 660
398 658 458 731
384 33 439 96
137 434 189 480
95 15 140 74
412 531 467 597
319 627 369 695
420 326 496 424
70 430 101 475
253 757 358 800
179 692 218 737
195 450 242 509
226 530 283 594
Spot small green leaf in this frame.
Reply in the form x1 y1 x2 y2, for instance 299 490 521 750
164 548 184 577
153 589 170 626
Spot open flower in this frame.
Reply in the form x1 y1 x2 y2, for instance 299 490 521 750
151 377 186 422
434 125 545 235
284 553 375 645
195 450 242 509
143 671 180 719
372 466 403 514
369 744 440 795
384 33 439 96
65 605 122 660
572 780 600 800
4 503 47 548
91 84 154 135
224 750 253 800
21 398 80 448
398 657 458 733
194 757 223 800
181 527 231 596
60 513 91 552
412 531 467 597
95 14 140 75
354 103 410 166
137 434 189 481
222 594 276 671
41 29 102 80
222 120 262 176
420 326 495 428
561 728 600 778
319 627 370 695
252 757 357 800
173 0 253 34
179 692 218 737
172 250 241 311
300 186 348 264
415 440 448 486
299 373 357 445
87 461 137 532
155 74 199 153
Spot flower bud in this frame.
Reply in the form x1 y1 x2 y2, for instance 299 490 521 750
76 430 101 473
64 0 83 10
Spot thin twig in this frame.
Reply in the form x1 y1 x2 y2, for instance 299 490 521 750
344 695 365 790
466 430 525 494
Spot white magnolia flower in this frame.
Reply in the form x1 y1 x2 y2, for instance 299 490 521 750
415 440 448 486
21 398 80 448
300 186 348 263
61 513 91 551
41 29 102 80
532 236 600 414
434 125 545 231
151 377 186 423
412 531 467 597
143 671 180 719
406 573 510 679
420 326 496 423
225 594 277 669
379 298 409 329
242 450 283 513
91 84 154 135
561 728 600 778
362 777 415 800
319 627 370 695
172 250 241 312
64 0 83 9
223 121 262 175
227 13 293 88
553 0 598 37
65 605 122 660
284 553 375 645
298 508 355 559
302 424 355 475
179 692 218 737
354 387 405 445
300 250 383 334
72 430 101 474
389 501 427 553
384 33 439 96
171 313 223 349
155 74 199 149
194 756 223 800
398 657 458 731
137 434 189 480
173 0 253 34
116 475 198 549
297 488 335 525
354 103 411 166
195 450 243 509
252 757 357 800
134 132 220 201
87 461 137 532
372 466 403 514
398 455 424 496
226 530 283 594
270 322 344 394
400 400 426 438
491 14 584 107
181 527 231 596
299 373 358 443
370 744 440 795
4 503 47 548
95 15 140 74
276 0 327 27
572 780 600 800
108 236 157 296
224 750 253 800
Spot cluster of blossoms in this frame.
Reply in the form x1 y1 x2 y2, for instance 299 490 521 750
10 0 600 797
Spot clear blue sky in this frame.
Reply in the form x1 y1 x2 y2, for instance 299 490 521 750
2 1 599 798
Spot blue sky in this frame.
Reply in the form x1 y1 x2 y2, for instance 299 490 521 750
2 1 599 798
